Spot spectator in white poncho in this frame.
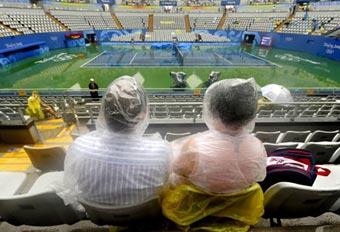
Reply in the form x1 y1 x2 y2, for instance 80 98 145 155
62 76 171 207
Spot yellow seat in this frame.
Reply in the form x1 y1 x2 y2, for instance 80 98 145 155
23 145 66 172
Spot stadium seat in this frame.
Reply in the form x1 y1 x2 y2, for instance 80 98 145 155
264 164 340 226
305 130 339 143
263 143 299 155
0 171 83 226
79 197 161 226
257 110 272 118
328 147 340 164
23 145 66 172
71 132 81 140
255 131 281 143
333 134 340 142
277 130 311 143
300 142 340 164
263 181 340 226
165 132 191 141
0 172 27 196
272 110 286 118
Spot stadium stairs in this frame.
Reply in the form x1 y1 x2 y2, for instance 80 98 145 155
275 5 297 33
148 14 154 32
44 11 69 31
184 14 191 32
217 11 227 30
110 12 123 29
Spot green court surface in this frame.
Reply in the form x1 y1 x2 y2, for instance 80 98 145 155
0 45 339 90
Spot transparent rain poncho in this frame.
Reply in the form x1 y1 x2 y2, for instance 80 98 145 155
170 78 267 194
95 75 149 136
60 76 171 206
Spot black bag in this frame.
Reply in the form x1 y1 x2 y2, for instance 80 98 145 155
260 148 318 191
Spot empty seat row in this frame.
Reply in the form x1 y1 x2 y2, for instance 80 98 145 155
153 14 186 30
255 130 340 144
50 10 117 31
0 7 64 34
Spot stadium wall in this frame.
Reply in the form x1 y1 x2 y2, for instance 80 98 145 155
195 29 340 61
0 29 339 66
0 31 85 66
259 32 340 61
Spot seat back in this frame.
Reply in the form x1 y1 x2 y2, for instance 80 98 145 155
279 130 311 143
0 172 27 196
263 143 299 155
80 198 161 226
255 131 281 143
302 142 340 164
306 130 339 143
0 191 82 226
23 145 66 171
264 182 340 219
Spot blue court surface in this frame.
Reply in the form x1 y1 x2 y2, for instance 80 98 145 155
82 45 277 67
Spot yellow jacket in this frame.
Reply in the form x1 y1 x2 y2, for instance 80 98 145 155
26 96 45 120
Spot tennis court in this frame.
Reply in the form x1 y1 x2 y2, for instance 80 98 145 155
82 45 277 67
1 45 339 89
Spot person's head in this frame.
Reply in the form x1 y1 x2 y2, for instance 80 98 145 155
90 78 95 83
203 78 258 134
96 76 148 135
31 91 39 98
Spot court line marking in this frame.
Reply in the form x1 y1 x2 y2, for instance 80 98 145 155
129 53 138 65
80 51 106 68
243 51 282 68
213 53 233 65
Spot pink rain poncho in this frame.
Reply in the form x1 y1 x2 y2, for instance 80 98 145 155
170 78 267 194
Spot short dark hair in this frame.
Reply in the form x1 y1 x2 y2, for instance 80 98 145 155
207 79 257 129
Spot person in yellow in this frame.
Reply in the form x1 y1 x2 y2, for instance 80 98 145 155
26 91 59 120
26 91 45 120
162 78 267 231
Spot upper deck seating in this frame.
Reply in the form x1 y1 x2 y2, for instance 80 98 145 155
189 13 220 29
50 10 117 31
237 3 291 13
0 8 64 34
224 12 287 32
281 11 340 34
0 23 17 37
153 14 185 30
116 13 148 29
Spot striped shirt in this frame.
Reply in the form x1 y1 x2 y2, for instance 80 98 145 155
63 131 171 206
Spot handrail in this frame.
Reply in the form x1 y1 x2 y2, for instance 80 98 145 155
1 87 340 96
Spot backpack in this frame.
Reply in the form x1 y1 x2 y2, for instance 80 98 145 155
260 148 328 191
